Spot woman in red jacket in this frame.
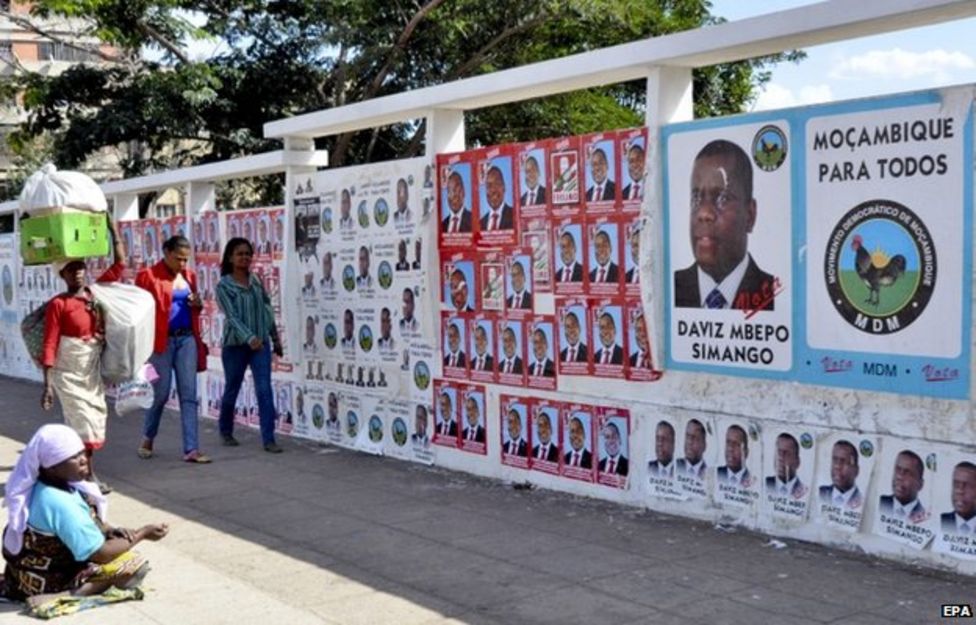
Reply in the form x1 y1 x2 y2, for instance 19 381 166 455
40 216 125 493
135 235 210 463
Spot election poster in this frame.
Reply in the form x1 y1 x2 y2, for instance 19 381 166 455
871 440 937 550
665 117 793 376
932 451 976 560
801 92 972 398
529 399 561 475
761 428 816 523
500 395 530 469
596 408 630 489
813 433 877 533
560 404 596 483
713 419 761 516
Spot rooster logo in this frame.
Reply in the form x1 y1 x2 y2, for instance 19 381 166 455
751 125 787 172
850 235 907 307
824 199 935 336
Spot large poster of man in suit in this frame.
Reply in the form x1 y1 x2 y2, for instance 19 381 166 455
665 121 792 374
439 158 475 248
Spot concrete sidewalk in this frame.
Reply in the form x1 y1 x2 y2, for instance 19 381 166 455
0 375 970 625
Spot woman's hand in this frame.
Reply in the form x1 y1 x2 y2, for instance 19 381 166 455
248 337 263 351
40 386 54 411
272 341 284 358
108 527 135 542
187 292 204 309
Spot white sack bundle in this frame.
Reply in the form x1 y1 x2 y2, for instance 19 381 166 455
90 282 156 384
19 163 108 217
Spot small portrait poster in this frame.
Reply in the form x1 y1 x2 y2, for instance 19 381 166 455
505 251 534 316
496 319 526 387
468 316 496 384
872 443 936 550
324 388 343 445
529 400 561 475
933 453 976 560
549 135 581 209
476 148 518 248
557 298 591 377
478 250 505 313
459 384 488 455
443 255 477 313
762 429 816 522
623 216 643 297
340 392 363 450
619 127 648 211
714 420 761 514
625 303 657 381
596 409 630 489
814 434 877 532
271 208 286 260
500 395 530 469
582 132 619 213
590 299 626 379
674 416 715 501
561 405 596 483
438 154 476 249
521 218 552 291
587 217 624 297
526 316 557 391
552 218 586 296
518 142 549 217
441 313 469 380
433 379 460 448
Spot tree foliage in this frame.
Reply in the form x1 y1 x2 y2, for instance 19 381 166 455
2 0 801 191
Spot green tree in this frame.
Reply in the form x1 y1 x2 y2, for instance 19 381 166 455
3 0 800 194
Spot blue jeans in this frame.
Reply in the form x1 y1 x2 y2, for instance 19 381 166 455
219 343 276 446
144 335 200 454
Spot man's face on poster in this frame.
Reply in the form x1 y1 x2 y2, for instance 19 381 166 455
563 313 580 345
258 220 267 243
341 190 351 218
952 465 976 519
465 397 480 428
725 427 747 473
511 261 526 293
635 314 649 351
569 417 586 452
630 231 640 264
775 435 801 483
537 413 553 445
598 313 616 349
486 167 505 211
830 442 859 492
380 309 391 339
594 231 612 266
689 153 756 281
604 424 621 457
524 157 540 189
450 271 468 310
398 241 408 262
275 218 284 241
415 406 428 435
343 311 354 339
893 452 924 504
323 254 333 278
439 394 452 421
402 289 415 319
447 173 465 215
532 329 547 361
507 410 522 440
358 247 370 277
328 393 338 420
448 324 461 352
397 179 408 211
655 422 674 465
628 145 645 183
474 326 488 356
684 420 706 464
502 328 517 359
559 233 576 266
590 149 608 184
305 316 315 342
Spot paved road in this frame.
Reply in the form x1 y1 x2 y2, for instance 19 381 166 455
0 375 969 624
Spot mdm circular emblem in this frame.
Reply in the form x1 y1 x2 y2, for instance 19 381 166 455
751 125 787 172
824 199 935 335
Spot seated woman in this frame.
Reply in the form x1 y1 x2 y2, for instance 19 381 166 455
2 424 169 608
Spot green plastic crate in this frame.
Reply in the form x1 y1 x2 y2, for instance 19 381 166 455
20 212 109 265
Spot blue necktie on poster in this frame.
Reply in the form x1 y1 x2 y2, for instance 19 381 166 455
705 288 726 309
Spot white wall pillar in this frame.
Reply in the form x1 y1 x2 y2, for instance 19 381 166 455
643 65 693 373
112 192 140 222
425 109 466 155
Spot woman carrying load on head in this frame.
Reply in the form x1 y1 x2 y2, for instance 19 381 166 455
1 424 168 610
40 215 126 494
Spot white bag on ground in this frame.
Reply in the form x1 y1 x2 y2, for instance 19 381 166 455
116 364 156 417
90 282 156 384
19 163 108 217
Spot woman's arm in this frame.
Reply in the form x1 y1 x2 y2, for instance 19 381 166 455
89 523 169 564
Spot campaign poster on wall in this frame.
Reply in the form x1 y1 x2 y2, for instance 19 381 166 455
500 395 530 469
871 441 937 550
582 132 619 214
438 153 476 249
932 452 976 560
433 379 459 448
476 146 518 248
518 141 549 218
761 428 815 522
323 386 343 445
458 384 487 455
801 92 972 399
529 399 561 475
645 415 685 501
813 434 877 532
526 316 557 390
359 396 385 456
596 408 629 489
713 419 761 515
560 404 596 483
664 117 793 376
673 416 715 501
619 127 648 212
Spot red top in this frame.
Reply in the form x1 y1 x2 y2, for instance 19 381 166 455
135 261 201 354
41 262 126 367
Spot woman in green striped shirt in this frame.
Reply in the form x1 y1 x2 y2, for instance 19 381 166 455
215 238 284 453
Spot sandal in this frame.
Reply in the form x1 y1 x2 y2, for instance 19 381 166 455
136 441 153 460
183 450 212 464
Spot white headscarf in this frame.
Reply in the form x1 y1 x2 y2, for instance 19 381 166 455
3 424 107 555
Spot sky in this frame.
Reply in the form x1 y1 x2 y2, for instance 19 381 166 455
710 0 976 110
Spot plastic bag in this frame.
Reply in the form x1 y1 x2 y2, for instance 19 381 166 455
116 365 156 417
19 163 108 217
90 282 156 384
